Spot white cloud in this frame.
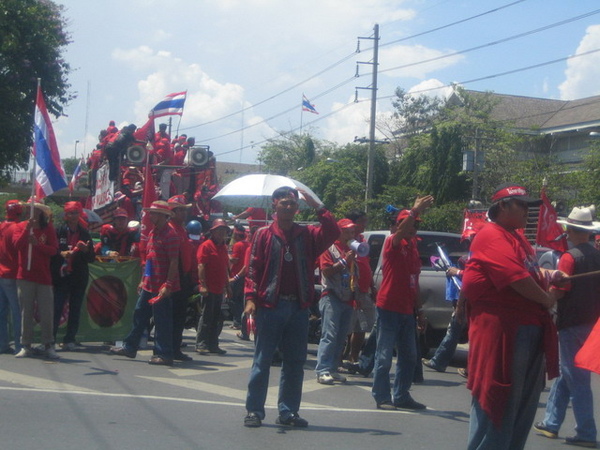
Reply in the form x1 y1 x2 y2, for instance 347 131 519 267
559 25 600 100
407 78 453 99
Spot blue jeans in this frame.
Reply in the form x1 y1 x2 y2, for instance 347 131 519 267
246 298 309 420
429 309 465 371
372 307 417 405
467 325 545 450
542 323 597 442
315 293 353 375
123 289 173 359
0 278 20 352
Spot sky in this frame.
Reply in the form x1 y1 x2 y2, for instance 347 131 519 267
52 0 600 165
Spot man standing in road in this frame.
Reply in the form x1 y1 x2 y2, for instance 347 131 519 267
315 218 357 385
196 218 231 355
372 195 433 411
462 183 560 450
111 200 180 366
52 201 95 350
534 206 600 448
243 187 339 428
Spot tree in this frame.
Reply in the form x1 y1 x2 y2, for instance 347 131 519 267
0 0 72 177
257 133 319 175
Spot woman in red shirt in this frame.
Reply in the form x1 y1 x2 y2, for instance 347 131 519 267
13 202 59 359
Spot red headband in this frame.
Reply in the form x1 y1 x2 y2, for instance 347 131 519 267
491 186 527 203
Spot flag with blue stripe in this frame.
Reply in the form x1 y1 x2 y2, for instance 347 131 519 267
302 94 319 114
149 91 187 118
34 86 68 198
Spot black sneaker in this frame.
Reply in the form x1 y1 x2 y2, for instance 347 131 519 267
110 346 136 358
173 352 193 362
564 436 597 448
244 412 262 428
422 358 445 372
394 397 426 410
276 413 308 427
533 422 558 439
209 347 227 355
376 401 397 411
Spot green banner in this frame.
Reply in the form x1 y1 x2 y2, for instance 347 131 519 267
55 258 142 343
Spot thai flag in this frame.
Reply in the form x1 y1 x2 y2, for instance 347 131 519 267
68 157 86 193
302 94 319 115
149 91 187 118
33 86 68 199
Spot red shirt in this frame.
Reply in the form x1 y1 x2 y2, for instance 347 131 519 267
246 207 268 229
142 223 181 293
169 222 194 275
376 235 421 314
230 240 249 276
0 221 19 279
13 222 58 285
197 238 229 294
462 222 558 427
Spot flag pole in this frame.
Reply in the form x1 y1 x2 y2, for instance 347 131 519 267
27 79 42 271
174 90 187 138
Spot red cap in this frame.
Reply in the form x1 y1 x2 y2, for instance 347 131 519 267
64 201 83 213
337 218 356 229
209 218 230 232
396 209 421 223
167 195 192 209
143 200 173 216
5 200 23 219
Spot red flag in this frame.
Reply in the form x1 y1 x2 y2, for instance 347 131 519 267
138 148 157 261
133 117 155 143
536 188 567 252
462 209 486 241
575 317 600 374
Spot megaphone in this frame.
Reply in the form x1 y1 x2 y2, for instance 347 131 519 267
125 145 146 164
349 239 370 257
189 145 210 167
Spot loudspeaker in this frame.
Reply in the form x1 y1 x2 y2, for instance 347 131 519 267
125 145 146 164
189 145 210 167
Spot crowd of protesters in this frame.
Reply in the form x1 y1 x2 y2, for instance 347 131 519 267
0 178 599 449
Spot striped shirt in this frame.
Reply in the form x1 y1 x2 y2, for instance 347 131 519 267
142 222 181 293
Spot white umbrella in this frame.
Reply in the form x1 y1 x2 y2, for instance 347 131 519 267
211 174 322 210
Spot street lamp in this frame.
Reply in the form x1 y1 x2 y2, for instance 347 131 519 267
74 140 80 159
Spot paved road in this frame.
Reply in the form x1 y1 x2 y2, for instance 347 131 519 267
0 327 597 450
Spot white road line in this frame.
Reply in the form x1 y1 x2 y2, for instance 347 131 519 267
0 385 419 415
0 369 98 392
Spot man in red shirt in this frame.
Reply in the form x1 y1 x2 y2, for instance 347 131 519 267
111 201 181 366
315 218 357 385
372 195 433 411
462 183 561 450
243 187 339 428
196 219 231 355
168 195 194 362
0 200 23 354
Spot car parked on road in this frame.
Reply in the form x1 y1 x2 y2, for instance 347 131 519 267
362 230 470 350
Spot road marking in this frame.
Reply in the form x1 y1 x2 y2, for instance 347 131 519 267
0 385 420 415
0 369 98 392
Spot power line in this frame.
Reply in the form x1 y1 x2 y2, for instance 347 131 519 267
214 48 600 159
379 0 527 49
379 9 600 75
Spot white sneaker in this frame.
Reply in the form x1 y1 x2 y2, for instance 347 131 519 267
330 372 347 383
46 346 59 360
15 347 32 358
317 373 335 385
61 342 76 351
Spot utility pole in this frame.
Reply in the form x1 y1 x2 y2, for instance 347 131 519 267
356 24 380 213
